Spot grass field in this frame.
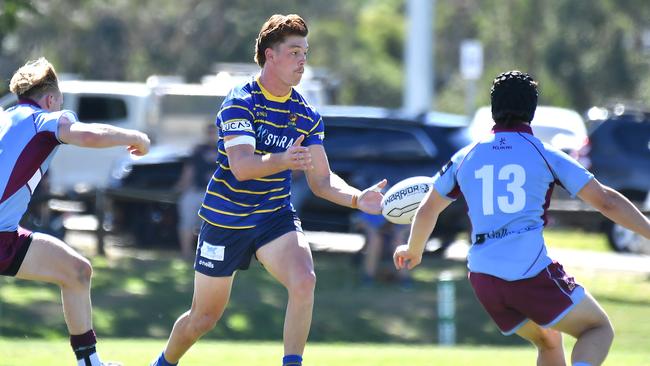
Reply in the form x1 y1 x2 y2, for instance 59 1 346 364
0 338 649 366
0 228 648 365
543 227 611 252
0 340 553 365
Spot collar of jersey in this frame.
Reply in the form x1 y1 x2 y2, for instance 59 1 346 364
256 77 292 103
17 98 42 109
491 124 533 135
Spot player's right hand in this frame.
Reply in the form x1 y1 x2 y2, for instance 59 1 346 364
128 132 150 156
284 134 312 171
393 244 422 270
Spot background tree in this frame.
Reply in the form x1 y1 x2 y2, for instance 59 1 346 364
1 0 649 114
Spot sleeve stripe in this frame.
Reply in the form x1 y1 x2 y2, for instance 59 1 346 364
295 112 313 122
255 119 286 128
269 193 290 200
222 117 253 125
308 117 322 134
254 104 290 114
219 104 254 119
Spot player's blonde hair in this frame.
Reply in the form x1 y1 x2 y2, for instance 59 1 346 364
9 57 60 100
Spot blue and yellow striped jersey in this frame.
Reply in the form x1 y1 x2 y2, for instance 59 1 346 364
199 78 324 229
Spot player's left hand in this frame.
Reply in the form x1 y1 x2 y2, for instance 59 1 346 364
393 244 422 270
357 179 387 214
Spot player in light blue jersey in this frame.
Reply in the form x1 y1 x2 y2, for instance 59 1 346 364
2 58 150 366
394 71 650 366
152 14 386 366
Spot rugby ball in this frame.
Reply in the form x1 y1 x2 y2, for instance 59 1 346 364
381 176 434 225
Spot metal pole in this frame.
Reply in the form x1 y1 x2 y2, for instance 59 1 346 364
465 79 477 118
437 270 456 345
404 0 435 115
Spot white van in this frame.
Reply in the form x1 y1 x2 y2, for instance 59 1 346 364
0 78 228 196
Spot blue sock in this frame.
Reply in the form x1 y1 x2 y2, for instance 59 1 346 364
153 351 177 366
283 354 302 366
573 363 592 366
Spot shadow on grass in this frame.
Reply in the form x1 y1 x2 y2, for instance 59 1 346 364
0 250 525 346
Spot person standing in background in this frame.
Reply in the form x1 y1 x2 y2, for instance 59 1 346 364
174 123 218 259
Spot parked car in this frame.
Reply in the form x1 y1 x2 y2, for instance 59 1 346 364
469 105 590 167
0 78 227 198
584 105 650 252
104 145 189 247
295 106 471 238
105 106 472 247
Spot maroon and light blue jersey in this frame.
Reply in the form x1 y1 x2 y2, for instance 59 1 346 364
0 101 72 231
198 78 324 229
433 124 593 280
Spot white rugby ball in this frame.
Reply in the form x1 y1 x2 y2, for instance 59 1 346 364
381 176 434 225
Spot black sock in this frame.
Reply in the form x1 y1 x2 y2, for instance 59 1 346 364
74 345 97 364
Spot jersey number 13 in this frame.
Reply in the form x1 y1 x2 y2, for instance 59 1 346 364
474 164 526 215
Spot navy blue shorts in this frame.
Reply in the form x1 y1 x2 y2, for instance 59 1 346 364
194 212 303 277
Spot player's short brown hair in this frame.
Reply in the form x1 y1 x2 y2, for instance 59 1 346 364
9 58 60 100
254 14 308 67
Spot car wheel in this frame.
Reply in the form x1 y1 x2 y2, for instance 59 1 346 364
606 222 647 254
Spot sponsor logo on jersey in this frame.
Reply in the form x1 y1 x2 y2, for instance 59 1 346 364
264 134 295 149
492 138 512 150
222 120 253 133
258 126 296 149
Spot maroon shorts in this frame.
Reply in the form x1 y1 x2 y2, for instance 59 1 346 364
468 261 585 335
0 227 33 276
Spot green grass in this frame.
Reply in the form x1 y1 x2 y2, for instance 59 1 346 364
544 228 611 252
0 339 534 365
0 338 649 365
0 230 648 365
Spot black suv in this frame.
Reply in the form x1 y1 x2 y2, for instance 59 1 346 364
585 104 650 252
295 107 469 238
105 106 471 247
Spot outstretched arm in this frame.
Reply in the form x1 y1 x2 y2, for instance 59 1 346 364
394 188 451 270
577 178 650 239
305 144 386 214
57 116 150 156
